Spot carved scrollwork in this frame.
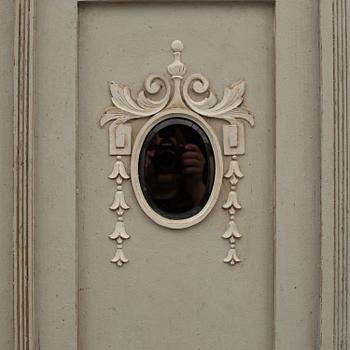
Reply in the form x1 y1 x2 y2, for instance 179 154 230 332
100 40 254 267
100 75 171 127
183 74 254 126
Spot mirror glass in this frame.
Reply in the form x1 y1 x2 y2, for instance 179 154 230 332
139 116 215 220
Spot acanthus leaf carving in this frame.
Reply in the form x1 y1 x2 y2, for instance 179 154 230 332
182 74 254 126
101 75 172 128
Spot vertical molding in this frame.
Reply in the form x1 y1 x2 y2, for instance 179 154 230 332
321 0 349 349
275 1 321 349
13 0 36 349
331 0 349 348
332 2 349 349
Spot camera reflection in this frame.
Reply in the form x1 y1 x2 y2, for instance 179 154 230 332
143 124 207 215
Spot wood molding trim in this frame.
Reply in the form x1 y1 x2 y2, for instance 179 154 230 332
13 0 36 349
331 2 350 349
321 0 349 349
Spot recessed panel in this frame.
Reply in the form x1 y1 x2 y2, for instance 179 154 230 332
79 2 275 350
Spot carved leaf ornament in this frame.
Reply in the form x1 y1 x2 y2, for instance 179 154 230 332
100 40 254 267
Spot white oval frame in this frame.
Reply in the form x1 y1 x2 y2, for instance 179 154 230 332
131 108 223 229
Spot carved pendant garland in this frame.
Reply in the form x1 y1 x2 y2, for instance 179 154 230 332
108 156 130 267
100 40 254 267
222 156 244 265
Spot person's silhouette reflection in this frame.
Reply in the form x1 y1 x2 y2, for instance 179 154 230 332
144 125 206 214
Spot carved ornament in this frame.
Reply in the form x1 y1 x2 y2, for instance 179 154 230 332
100 40 254 267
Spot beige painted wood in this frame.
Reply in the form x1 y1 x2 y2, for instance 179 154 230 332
81 0 274 2
0 1 14 349
11 0 346 349
13 1 36 349
320 0 350 349
35 1 78 349
274 1 321 349
37 0 318 348
78 3 274 349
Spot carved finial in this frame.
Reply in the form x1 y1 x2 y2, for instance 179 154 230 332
167 40 186 79
171 40 184 53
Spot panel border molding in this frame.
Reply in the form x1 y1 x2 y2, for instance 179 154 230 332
13 0 36 350
320 0 350 349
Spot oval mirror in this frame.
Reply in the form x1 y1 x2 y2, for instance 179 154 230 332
138 117 215 220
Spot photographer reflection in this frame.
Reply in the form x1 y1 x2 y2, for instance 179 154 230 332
144 125 207 215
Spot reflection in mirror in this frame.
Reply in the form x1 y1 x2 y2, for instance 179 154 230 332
139 116 215 220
